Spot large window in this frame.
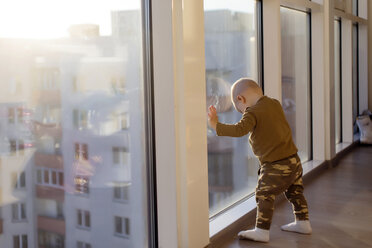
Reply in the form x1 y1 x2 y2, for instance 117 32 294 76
280 7 312 162
0 0 154 247
204 0 261 216
335 20 342 144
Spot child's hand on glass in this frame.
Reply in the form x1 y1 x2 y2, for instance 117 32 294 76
208 105 218 130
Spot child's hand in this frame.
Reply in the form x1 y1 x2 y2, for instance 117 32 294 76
208 105 218 130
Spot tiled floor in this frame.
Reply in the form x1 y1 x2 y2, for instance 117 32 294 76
214 146 372 248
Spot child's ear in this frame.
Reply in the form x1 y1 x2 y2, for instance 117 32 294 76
237 95 246 103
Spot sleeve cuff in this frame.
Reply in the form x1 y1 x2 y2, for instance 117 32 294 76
215 122 222 136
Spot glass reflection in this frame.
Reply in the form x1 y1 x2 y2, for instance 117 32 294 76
352 23 359 133
335 20 342 144
280 7 311 162
204 0 260 216
0 2 149 248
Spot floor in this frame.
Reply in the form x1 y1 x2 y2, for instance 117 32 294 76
216 146 372 248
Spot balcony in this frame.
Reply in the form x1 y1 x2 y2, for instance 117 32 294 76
32 90 61 106
33 122 62 139
36 185 64 202
37 215 65 235
34 152 63 170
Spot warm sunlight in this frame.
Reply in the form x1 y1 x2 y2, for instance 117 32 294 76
0 0 140 39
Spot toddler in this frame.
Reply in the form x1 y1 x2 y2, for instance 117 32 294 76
207 78 312 242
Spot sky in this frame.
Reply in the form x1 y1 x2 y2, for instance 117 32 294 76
0 0 255 39
0 0 140 39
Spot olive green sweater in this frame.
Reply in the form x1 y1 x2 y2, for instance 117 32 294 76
216 96 298 164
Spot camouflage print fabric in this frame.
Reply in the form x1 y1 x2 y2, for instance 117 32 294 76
255 153 309 230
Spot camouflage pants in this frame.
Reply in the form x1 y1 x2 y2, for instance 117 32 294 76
255 153 309 230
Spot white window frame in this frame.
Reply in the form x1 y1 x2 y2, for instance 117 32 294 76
75 143 88 161
13 171 26 189
9 139 25 156
76 209 91 230
112 147 129 166
11 202 27 222
114 216 130 238
113 182 130 203
77 241 91 248
36 168 64 188
13 234 27 248
111 76 125 94
73 109 91 130
117 112 129 130
74 176 89 195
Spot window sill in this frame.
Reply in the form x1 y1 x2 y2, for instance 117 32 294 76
336 142 353 154
114 233 129 239
11 219 28 223
209 158 325 238
76 226 91 231
113 199 129 204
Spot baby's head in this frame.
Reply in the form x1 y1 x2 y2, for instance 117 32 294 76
231 78 263 113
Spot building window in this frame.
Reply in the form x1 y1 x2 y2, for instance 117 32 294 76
281 7 312 162
37 68 60 90
13 172 26 189
204 0 261 216
38 229 64 248
114 216 130 237
77 241 92 248
38 230 65 248
75 143 88 160
8 108 15 123
13 234 27 248
112 147 129 165
113 182 130 202
36 168 64 188
77 209 91 229
12 203 27 221
10 139 25 155
73 109 91 129
75 176 89 195
117 112 129 130
111 76 125 94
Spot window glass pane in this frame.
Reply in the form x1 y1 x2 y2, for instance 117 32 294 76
52 171 57 185
13 236 20 248
115 216 122 234
352 24 359 133
37 170 42 184
21 235 27 248
204 0 260 216
77 210 82 226
280 7 311 162
352 0 358 16
12 204 18 220
85 211 90 228
21 203 26 219
334 20 342 144
44 171 49 184
0 1 152 246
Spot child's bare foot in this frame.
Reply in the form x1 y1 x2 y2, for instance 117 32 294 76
238 227 269 242
281 220 312 234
